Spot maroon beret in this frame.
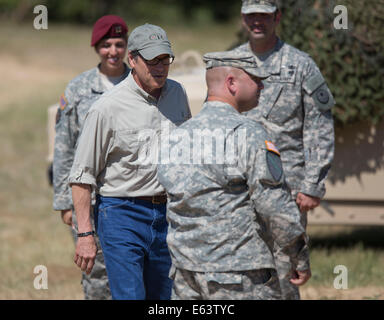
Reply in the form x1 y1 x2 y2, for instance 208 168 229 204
91 15 128 47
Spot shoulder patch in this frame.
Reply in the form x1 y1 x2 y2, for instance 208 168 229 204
316 88 329 104
266 151 283 183
265 140 280 156
312 84 335 112
59 93 68 110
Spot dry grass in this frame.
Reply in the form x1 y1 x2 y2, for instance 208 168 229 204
0 21 97 300
0 20 383 300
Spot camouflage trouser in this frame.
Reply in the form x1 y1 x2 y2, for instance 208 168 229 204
273 210 308 300
273 250 300 300
169 267 281 300
71 209 111 300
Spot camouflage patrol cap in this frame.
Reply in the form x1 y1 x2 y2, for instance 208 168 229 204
241 0 278 14
91 15 128 47
203 51 269 79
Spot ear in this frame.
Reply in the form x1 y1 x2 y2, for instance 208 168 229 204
127 51 136 69
225 74 237 96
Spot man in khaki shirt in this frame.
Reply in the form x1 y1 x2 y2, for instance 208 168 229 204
69 24 191 300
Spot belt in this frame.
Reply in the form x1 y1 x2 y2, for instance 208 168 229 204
135 195 167 204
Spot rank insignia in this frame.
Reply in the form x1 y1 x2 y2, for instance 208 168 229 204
115 25 122 34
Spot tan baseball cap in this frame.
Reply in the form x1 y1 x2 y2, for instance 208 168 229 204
128 23 173 60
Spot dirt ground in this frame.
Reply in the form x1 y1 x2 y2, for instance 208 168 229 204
300 286 384 300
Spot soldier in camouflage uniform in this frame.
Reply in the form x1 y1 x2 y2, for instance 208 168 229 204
157 51 311 300
232 0 335 299
53 15 130 299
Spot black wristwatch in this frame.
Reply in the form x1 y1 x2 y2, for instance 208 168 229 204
77 231 95 237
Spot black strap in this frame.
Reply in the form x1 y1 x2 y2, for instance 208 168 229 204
77 231 95 237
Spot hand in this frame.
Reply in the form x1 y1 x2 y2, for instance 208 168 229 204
296 193 320 213
61 209 73 226
290 269 311 286
74 236 97 275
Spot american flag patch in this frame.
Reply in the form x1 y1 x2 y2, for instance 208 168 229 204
265 140 280 156
59 93 68 110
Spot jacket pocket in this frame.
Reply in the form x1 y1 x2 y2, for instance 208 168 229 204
261 84 283 122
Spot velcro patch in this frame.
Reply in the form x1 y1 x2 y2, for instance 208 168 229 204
59 93 68 110
265 140 280 156
303 73 325 95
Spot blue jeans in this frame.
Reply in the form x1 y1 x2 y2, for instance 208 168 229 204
94 196 172 300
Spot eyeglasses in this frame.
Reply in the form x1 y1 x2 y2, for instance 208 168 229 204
139 54 175 66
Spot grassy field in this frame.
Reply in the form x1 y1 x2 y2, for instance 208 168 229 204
302 226 384 299
0 20 383 300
